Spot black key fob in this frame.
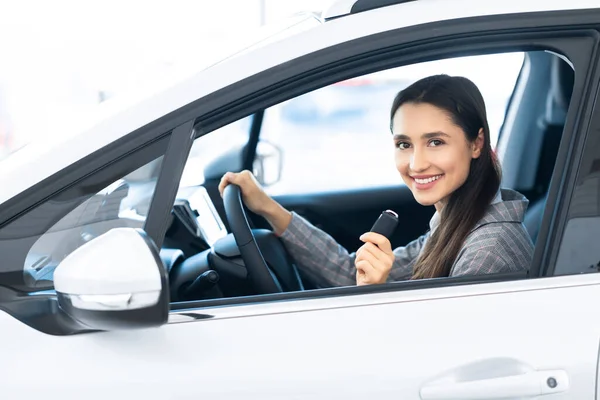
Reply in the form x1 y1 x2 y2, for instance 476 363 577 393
370 210 399 239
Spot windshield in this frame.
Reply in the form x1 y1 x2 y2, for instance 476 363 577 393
0 10 321 164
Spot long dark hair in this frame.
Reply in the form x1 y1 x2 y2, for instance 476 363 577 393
389 74 501 279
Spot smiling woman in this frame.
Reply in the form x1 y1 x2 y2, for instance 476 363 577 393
220 74 534 286
390 75 517 280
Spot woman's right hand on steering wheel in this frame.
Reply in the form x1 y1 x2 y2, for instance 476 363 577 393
219 170 292 235
218 170 272 215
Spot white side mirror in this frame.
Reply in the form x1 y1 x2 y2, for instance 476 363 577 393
54 228 168 331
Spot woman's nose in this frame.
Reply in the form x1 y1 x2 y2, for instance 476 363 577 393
409 148 429 172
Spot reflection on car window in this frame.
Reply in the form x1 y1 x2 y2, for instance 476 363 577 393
555 167 600 275
554 94 600 275
260 52 524 195
23 156 163 288
182 116 252 187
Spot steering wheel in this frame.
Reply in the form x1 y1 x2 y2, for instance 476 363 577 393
222 184 302 294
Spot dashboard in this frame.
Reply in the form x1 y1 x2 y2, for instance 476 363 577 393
172 186 228 247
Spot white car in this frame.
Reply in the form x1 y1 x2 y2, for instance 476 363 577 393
1 0 600 398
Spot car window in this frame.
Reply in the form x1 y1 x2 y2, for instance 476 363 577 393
554 99 600 275
259 52 524 196
22 156 164 288
0 130 168 293
183 116 252 187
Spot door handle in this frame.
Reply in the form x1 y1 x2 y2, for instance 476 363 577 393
420 369 569 399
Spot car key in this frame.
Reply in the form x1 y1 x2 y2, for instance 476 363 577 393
370 209 399 239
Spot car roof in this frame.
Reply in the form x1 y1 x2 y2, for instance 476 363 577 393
322 0 597 19
0 0 598 206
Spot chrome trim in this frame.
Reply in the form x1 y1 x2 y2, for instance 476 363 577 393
68 291 160 311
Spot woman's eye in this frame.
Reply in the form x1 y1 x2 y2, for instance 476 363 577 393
429 139 443 147
396 142 410 150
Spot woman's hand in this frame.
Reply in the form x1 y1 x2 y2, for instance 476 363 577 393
355 232 395 285
218 170 273 215
218 170 292 235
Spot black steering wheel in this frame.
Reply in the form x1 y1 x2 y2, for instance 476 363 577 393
222 184 303 294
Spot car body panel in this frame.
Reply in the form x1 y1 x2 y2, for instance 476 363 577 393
2 274 600 398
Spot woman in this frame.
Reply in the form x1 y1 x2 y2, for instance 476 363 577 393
219 74 534 287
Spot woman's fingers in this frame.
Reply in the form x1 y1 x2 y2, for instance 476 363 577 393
218 170 255 197
355 259 376 282
358 242 389 263
359 232 393 254
219 170 273 216
356 245 384 270
355 239 395 285
218 171 237 197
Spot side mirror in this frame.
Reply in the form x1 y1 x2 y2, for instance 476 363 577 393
253 140 283 187
54 228 169 331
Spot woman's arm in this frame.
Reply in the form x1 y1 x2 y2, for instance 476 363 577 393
449 223 533 276
278 212 357 287
278 212 429 287
218 170 428 286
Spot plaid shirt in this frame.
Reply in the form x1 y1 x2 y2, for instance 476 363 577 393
278 188 534 287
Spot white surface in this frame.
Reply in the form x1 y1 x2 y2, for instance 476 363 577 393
420 369 569 399
53 228 162 296
1 273 599 398
0 0 598 206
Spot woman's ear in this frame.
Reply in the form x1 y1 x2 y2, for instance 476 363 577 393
471 128 485 159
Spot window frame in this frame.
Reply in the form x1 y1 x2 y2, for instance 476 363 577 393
544 58 600 276
534 38 600 277
144 120 196 248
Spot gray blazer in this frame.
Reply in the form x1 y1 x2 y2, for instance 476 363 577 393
278 188 534 287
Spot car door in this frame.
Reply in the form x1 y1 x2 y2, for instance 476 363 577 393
2 274 600 399
2 4 600 400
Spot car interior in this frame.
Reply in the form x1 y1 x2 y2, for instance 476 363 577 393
9 49 574 308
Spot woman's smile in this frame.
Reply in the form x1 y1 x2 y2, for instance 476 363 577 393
411 174 444 190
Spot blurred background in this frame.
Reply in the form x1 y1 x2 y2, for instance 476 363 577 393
0 0 329 159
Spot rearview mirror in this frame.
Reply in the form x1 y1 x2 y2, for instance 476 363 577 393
253 140 283 187
54 228 169 331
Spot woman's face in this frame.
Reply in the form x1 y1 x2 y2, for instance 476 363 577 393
391 102 483 212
